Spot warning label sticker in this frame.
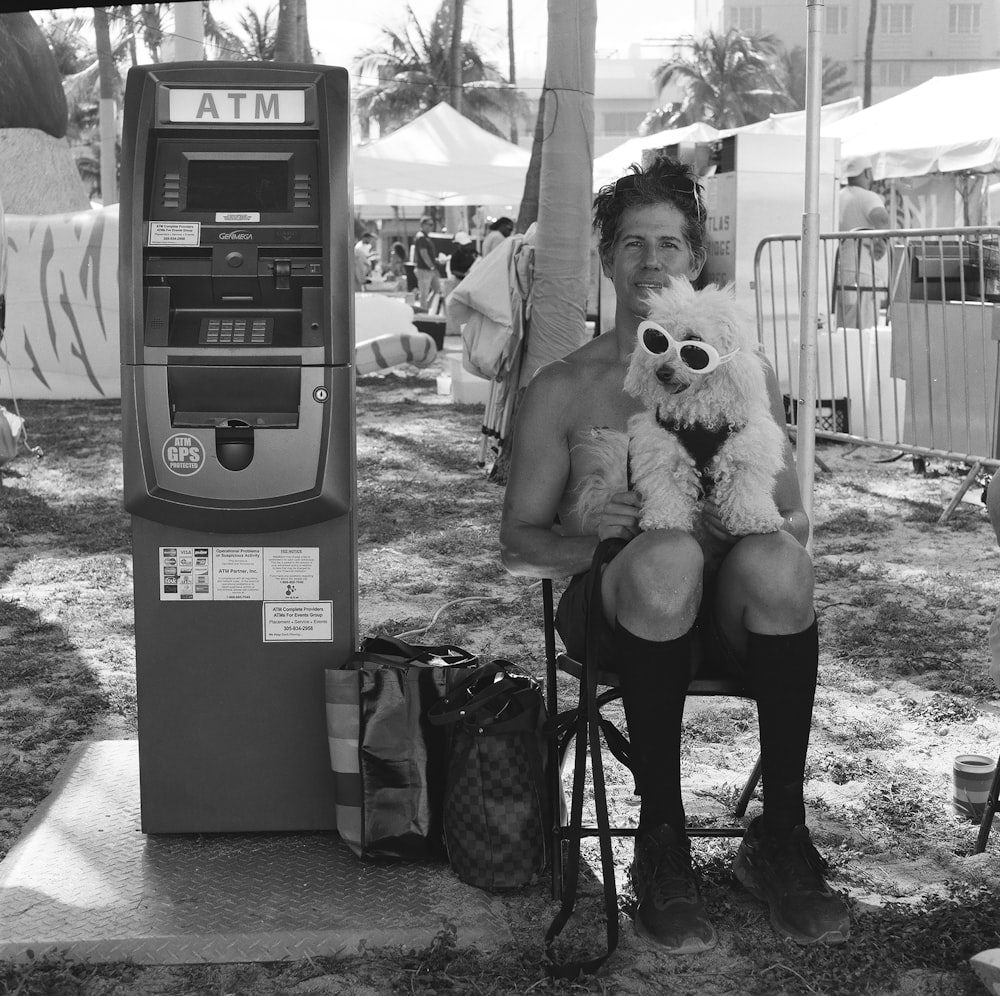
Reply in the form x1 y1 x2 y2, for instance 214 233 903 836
149 222 201 246
263 602 333 642
158 546 321 605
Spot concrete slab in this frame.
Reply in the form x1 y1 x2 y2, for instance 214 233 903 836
0 740 510 964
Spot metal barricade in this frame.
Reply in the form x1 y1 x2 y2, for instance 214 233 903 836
754 227 1000 518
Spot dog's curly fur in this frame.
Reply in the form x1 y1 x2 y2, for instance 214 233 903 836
576 279 786 537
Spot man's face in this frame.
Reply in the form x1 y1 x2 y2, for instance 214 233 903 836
604 203 705 319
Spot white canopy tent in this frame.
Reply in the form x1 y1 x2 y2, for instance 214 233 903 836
352 102 530 206
825 69 1000 180
591 122 722 191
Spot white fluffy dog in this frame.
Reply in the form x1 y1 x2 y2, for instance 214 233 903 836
578 279 786 538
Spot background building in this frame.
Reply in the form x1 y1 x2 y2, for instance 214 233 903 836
710 0 1000 102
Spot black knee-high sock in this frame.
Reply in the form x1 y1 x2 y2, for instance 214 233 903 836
745 619 819 837
614 621 693 834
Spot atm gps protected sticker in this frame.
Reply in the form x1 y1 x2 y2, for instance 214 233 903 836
149 222 201 246
263 602 333 642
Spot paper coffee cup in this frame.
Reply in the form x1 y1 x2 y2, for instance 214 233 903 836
953 754 996 821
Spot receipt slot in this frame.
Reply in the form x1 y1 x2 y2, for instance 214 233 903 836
120 63 356 832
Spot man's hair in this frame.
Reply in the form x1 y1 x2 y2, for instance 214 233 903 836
419 215 433 226
592 155 707 268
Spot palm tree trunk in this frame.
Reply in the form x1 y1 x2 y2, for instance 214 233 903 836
93 5 117 205
863 0 877 107
515 90 544 233
172 1 204 61
274 0 311 63
448 0 464 113
507 0 518 143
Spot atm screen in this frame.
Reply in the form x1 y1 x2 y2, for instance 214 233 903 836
185 156 290 212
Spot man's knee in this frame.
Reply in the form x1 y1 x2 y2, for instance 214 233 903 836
607 530 703 635
725 533 814 626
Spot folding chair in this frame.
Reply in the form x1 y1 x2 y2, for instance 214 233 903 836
539 541 765 976
975 757 1000 853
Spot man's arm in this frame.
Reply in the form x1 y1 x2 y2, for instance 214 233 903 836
499 365 600 579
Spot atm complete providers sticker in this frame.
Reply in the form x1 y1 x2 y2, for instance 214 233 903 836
158 546 332 642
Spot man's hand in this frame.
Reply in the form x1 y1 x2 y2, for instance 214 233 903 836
599 491 642 542
700 498 741 546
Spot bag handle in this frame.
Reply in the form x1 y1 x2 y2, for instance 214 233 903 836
362 634 475 666
544 538 625 978
426 660 512 726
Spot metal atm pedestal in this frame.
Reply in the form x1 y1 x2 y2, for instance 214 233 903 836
119 63 356 832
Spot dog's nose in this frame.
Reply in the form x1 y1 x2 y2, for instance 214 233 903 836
655 365 677 385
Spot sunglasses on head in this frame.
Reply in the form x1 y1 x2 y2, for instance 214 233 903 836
614 172 706 219
636 320 739 374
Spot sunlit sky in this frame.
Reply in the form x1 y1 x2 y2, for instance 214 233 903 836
193 0 697 80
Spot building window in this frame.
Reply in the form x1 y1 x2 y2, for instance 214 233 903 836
826 5 848 34
729 6 763 33
949 4 981 33
878 62 913 86
879 3 913 33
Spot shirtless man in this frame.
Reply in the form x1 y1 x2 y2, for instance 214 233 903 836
499 155 850 954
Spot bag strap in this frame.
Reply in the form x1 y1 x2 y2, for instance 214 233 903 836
544 538 624 978
426 659 511 725
362 634 476 666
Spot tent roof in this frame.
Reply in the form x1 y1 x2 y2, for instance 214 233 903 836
825 70 1000 179
730 96 862 136
592 122 721 191
353 102 529 206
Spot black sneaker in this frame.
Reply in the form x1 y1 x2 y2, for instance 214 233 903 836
733 816 850 945
629 824 717 954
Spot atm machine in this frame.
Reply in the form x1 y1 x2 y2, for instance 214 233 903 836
119 63 356 832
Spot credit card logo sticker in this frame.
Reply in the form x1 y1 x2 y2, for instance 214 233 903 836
162 433 205 476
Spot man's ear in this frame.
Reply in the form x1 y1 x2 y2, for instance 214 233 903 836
599 250 614 279
689 247 707 281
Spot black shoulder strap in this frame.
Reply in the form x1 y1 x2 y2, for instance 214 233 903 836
544 538 623 978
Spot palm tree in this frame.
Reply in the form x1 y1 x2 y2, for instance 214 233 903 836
644 29 794 133
779 45 850 109
863 0 878 107
274 0 311 63
228 4 278 61
353 0 523 142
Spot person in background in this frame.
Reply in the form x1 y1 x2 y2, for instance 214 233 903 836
353 231 375 292
835 168 890 328
414 215 441 310
499 154 850 955
481 216 513 256
388 241 409 290
449 231 478 282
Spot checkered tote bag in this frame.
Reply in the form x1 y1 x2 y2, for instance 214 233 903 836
428 660 550 890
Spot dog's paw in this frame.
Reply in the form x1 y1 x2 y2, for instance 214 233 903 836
719 497 784 535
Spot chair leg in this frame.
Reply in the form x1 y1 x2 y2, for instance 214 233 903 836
734 753 762 819
975 755 1000 854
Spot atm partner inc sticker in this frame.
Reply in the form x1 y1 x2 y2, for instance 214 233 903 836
162 433 205 476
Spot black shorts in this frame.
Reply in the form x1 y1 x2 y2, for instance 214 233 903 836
554 558 745 681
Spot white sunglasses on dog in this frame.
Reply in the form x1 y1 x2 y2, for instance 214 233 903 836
636 320 739 374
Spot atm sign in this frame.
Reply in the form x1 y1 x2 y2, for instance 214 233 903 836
168 88 306 124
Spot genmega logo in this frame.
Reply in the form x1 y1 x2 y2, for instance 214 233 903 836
219 230 253 241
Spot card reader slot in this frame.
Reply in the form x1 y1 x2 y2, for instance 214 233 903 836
167 365 300 428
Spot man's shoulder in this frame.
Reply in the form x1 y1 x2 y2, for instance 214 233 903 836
525 334 622 412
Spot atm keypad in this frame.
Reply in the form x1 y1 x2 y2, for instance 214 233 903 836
200 317 273 345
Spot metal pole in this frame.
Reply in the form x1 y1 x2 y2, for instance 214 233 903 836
796 0 825 553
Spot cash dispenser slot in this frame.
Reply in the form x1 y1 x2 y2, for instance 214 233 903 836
168 365 300 428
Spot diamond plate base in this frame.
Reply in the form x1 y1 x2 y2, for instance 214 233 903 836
0 741 510 964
